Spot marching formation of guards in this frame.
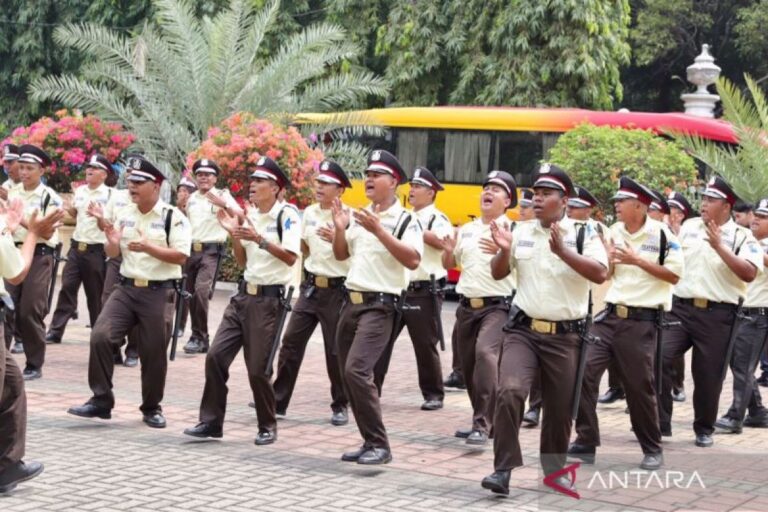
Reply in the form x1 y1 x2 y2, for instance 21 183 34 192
2 140 768 497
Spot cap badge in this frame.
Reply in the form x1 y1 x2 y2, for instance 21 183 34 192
201 159 208 166
321 161 329 171
539 163 551 174
257 156 266 166
128 157 142 170
414 169 421 178
488 171 498 179
708 177 716 186
371 150 381 161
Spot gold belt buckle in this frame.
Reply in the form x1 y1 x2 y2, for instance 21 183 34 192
246 283 259 295
192 242 203 252
615 305 629 319
77 242 87 252
693 298 708 309
531 319 555 334
134 278 149 288
315 276 329 288
469 298 485 309
349 291 364 305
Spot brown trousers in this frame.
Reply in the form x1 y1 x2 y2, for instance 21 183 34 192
199 293 280 432
449 321 462 377
455 302 508 433
575 313 662 454
671 355 685 390
87 284 174 413
5 253 52 370
494 325 580 475
2 300 14 349
0 321 26 470
273 283 347 413
183 249 219 341
659 300 735 435
101 257 138 358
336 299 396 450
373 288 445 401
48 244 106 338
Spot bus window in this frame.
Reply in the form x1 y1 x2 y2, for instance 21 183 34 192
493 131 550 187
444 131 494 184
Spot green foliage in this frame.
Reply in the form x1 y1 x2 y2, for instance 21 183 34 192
28 0 387 183
548 123 698 216
674 76 768 203
375 0 631 108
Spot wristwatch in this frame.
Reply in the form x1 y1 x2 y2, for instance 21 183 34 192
258 239 269 250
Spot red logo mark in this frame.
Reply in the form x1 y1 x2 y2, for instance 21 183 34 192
542 462 581 499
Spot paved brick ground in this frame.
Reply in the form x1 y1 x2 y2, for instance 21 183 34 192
2 281 768 511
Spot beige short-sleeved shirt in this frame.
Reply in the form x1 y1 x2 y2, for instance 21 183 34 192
604 217 684 311
454 214 516 298
745 238 768 307
243 201 302 286
1 218 24 294
104 188 131 224
345 201 424 295
302 202 349 278
674 217 763 304
187 188 239 243
116 201 191 281
410 204 452 282
71 183 111 244
510 216 608 321
8 183 61 247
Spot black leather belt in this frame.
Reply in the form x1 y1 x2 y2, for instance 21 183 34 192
304 271 345 289
459 295 508 309
238 282 284 297
15 242 54 256
191 241 226 253
519 313 585 335
605 303 658 321
408 278 446 292
743 307 768 317
346 290 398 306
673 296 737 311
118 275 176 289
72 240 105 253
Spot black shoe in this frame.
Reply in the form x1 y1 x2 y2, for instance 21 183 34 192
481 470 510 495
331 409 348 426
443 370 466 390
714 416 743 434
123 356 139 368
341 445 368 462
0 460 44 494
10 341 23 354
454 427 472 439
183 422 223 438
421 399 443 411
744 414 768 428
183 337 208 354
640 453 663 470
67 403 111 419
45 332 61 344
757 374 768 388
672 387 686 402
695 434 713 447
248 401 256 409
143 412 166 428
254 429 276 445
522 407 540 427
113 351 124 365
22 367 42 381
466 429 488 445
597 387 625 404
567 442 596 464
357 447 392 465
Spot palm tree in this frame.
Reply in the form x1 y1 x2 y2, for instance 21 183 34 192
675 75 768 203
30 0 388 183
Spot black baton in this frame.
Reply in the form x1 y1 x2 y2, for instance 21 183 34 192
265 286 294 377
47 242 65 312
169 274 191 361
429 274 446 351
721 297 746 381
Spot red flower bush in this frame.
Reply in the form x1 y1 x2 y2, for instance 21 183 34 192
186 112 322 208
3 110 135 192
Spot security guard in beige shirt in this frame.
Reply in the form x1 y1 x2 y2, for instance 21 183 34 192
570 177 684 471
46 154 113 344
442 170 517 446
483 163 608 496
273 160 351 426
331 149 423 465
67 154 191 429
659 176 763 448
0 143 21 202
0 200 61 494
5 145 62 379
185 156 300 446
374 166 452 410
181 159 242 354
